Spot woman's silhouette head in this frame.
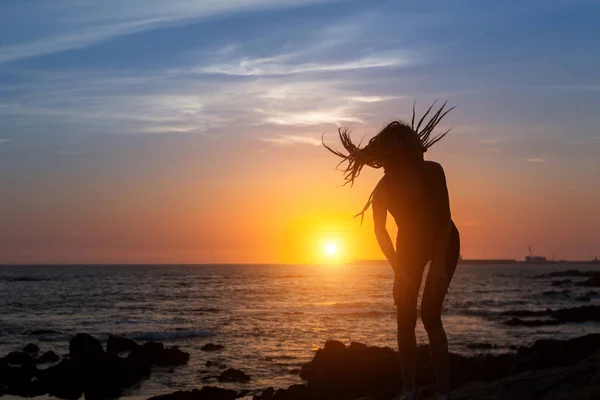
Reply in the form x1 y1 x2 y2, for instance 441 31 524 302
323 100 455 221
323 101 455 186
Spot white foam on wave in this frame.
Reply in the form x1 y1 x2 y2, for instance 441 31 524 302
130 330 215 341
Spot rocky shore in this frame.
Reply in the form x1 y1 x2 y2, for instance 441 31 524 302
2 333 599 400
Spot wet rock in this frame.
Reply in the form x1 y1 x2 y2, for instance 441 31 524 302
36 359 84 399
6 351 34 365
70 333 104 364
205 360 219 367
218 367 251 383
23 343 40 353
200 343 224 352
576 275 600 287
502 305 600 326
107 335 138 354
253 386 274 400
147 386 237 400
541 289 571 297
551 279 572 286
576 295 591 302
37 351 60 364
158 347 189 366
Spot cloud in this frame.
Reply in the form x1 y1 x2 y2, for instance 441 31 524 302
0 139 11 144
257 107 363 126
523 158 546 163
199 54 412 77
0 0 343 65
261 134 322 146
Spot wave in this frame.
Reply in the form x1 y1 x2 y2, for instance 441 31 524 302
130 329 215 342
329 302 375 309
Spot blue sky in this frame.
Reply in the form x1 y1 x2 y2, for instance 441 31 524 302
1 0 600 263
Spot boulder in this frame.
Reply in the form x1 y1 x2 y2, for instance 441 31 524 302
147 386 237 400
37 351 60 364
200 343 224 352
6 351 34 365
27 329 62 336
158 347 190 366
576 275 600 287
218 368 251 383
23 343 40 353
107 335 138 354
70 333 104 364
551 279 572 286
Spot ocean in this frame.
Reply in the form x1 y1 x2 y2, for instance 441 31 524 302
1 263 599 399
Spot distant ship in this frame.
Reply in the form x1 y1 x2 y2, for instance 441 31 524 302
525 245 548 264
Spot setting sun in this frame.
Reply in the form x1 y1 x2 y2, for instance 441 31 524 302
325 242 338 256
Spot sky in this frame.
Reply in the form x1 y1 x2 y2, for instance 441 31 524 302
1 0 600 264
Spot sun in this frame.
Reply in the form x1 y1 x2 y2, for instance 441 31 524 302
325 242 338 256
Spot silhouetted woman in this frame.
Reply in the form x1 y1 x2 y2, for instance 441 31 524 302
324 102 460 400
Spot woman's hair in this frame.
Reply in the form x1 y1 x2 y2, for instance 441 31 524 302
323 100 455 222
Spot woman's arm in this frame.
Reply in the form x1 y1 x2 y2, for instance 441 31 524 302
427 162 452 290
373 184 397 274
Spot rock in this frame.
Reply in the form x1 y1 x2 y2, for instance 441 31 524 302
576 275 600 287
452 350 600 400
542 270 600 278
200 343 224 352
541 289 571 297
289 368 301 374
551 279 572 286
147 386 237 400
576 295 591 302
323 340 346 352
37 351 60 364
6 352 34 365
128 342 164 366
158 347 189 366
23 343 40 353
107 335 138 354
218 367 251 383
69 333 104 364
502 305 600 326
36 359 84 399
253 386 274 400
205 360 219 367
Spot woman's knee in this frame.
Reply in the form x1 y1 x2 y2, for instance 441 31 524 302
421 306 443 332
397 309 418 333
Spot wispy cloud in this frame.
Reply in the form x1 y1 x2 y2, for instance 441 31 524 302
199 54 413 77
261 134 322 146
257 107 363 126
523 158 546 163
0 139 11 144
0 0 342 65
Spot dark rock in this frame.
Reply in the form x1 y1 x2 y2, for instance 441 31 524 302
253 386 275 400
218 364 227 369
36 359 84 399
37 351 60 364
542 270 600 278
576 296 591 302
551 279 572 286
205 360 218 367
218 367 251 383
6 352 34 365
128 342 164 367
70 333 104 364
541 289 571 297
289 368 301 374
200 343 224 352
23 343 40 353
586 290 599 296
323 340 346 352
158 347 189 366
502 305 600 326
107 335 138 354
576 275 600 287
147 386 237 400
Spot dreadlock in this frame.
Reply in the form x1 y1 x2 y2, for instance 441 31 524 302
323 100 455 223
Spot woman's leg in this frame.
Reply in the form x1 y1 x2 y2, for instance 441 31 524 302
421 227 460 393
395 260 425 391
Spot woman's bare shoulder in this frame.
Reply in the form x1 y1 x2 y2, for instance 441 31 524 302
423 161 446 180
